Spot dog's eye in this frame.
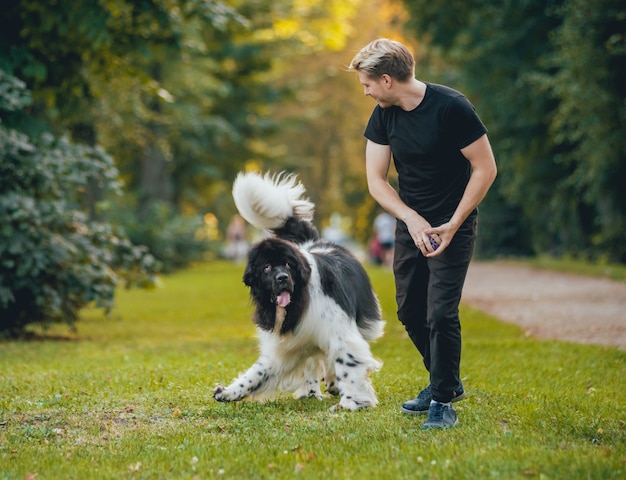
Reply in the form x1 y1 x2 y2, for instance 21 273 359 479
264 264 272 273
285 262 291 269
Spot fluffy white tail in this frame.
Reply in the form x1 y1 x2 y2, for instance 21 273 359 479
232 171 315 230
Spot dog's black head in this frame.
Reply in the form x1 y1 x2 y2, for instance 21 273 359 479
243 238 311 332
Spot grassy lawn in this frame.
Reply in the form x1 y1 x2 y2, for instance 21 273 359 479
1 261 625 479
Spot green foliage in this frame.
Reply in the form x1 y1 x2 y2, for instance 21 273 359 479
403 0 626 262
0 262 624 478
0 71 157 336
1 0 405 259
109 200 214 273
0 0 253 274
523 255 626 283
544 0 626 260
0 0 387 252
0 70 31 113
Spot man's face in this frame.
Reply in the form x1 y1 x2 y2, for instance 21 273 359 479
357 71 391 108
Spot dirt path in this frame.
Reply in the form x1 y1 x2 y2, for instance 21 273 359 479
462 261 626 350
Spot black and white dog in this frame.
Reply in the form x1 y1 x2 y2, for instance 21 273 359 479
213 171 385 410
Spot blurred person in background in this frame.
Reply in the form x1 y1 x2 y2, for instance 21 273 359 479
373 210 395 268
224 214 249 263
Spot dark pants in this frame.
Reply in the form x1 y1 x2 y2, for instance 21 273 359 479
393 214 477 403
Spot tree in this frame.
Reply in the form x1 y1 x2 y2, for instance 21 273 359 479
541 0 626 260
401 0 626 261
0 71 157 336
2 0 427 261
0 0 247 269
262 0 412 242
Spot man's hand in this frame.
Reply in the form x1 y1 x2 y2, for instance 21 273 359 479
423 221 460 257
404 210 439 256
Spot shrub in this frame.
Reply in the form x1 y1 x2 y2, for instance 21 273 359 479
0 71 157 337
110 201 215 273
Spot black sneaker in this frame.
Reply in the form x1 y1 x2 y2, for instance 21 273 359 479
422 401 458 430
401 384 465 414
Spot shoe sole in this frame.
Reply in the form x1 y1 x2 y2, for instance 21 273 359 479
400 391 466 415
422 417 459 430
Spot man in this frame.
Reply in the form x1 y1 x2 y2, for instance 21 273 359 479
349 38 497 429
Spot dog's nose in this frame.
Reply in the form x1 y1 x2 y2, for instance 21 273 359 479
276 271 289 283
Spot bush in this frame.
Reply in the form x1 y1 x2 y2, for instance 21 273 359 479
0 71 157 337
110 201 214 273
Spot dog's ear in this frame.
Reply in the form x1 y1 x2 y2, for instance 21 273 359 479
243 264 255 287
291 249 311 286
243 245 259 287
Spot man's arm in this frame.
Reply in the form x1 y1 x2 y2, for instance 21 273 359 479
365 140 433 252
426 133 497 256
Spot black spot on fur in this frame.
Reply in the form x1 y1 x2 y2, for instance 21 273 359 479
346 353 362 366
249 382 263 393
311 241 381 332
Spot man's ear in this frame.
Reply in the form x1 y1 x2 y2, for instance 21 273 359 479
381 73 393 88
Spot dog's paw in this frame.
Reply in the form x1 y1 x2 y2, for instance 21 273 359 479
330 402 358 412
294 384 324 400
325 384 340 396
330 398 375 411
212 384 231 402
294 390 324 400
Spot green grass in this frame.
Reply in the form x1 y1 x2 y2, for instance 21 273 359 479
1 261 625 479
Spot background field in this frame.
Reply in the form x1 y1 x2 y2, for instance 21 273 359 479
1 262 625 479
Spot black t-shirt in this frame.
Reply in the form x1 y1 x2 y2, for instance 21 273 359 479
364 83 487 225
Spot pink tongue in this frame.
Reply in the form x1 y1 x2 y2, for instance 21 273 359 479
276 292 291 307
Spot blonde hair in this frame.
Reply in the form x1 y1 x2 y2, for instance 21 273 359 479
349 38 415 82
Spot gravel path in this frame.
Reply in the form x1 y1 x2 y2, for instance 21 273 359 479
462 261 626 350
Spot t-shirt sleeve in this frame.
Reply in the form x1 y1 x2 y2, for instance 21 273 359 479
364 106 389 145
446 96 488 149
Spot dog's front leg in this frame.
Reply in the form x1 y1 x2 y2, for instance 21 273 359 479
213 357 277 402
323 361 340 396
328 337 382 411
293 356 324 400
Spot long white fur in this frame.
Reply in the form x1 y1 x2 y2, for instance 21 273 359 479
213 250 383 410
232 171 314 229
214 171 384 410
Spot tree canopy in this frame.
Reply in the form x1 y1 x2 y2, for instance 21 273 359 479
2 0 625 270
402 0 626 261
